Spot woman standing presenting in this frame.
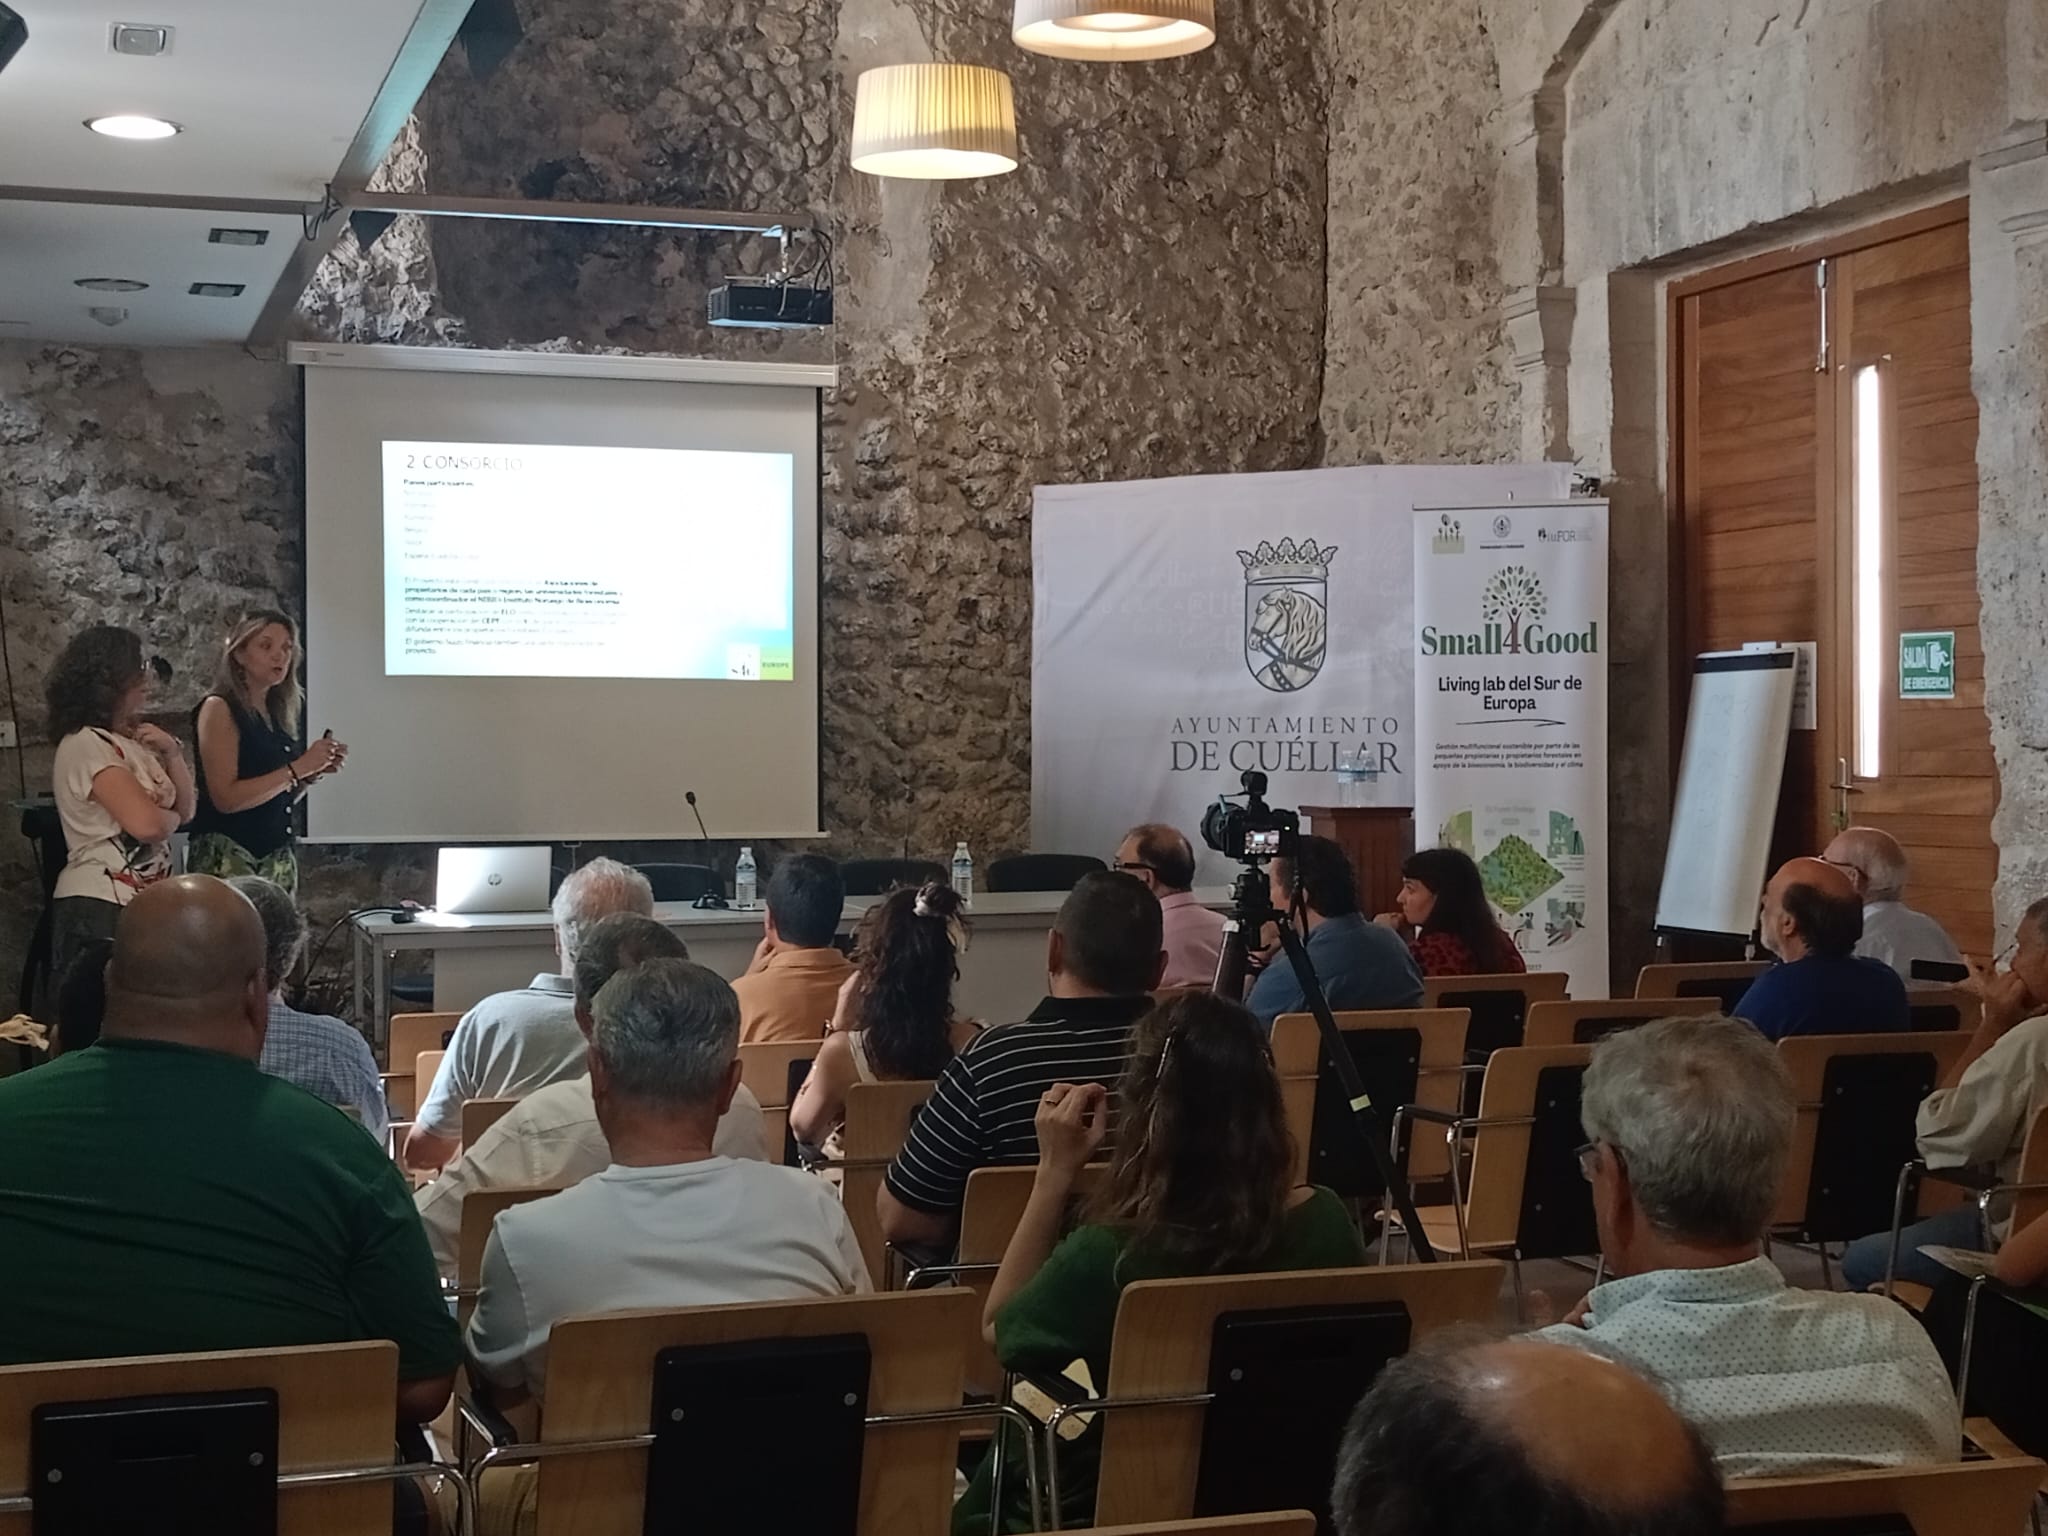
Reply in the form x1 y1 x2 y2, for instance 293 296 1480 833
46 625 196 984
189 611 345 892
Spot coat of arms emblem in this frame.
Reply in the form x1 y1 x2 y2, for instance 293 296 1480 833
1237 537 1334 693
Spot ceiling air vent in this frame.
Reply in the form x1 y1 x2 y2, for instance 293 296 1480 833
110 23 173 56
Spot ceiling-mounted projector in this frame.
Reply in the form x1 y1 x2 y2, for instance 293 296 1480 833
708 277 833 330
0 5 27 74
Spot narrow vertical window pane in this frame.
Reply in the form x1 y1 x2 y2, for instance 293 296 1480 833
1854 364 1884 779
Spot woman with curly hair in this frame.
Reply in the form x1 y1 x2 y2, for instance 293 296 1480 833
1375 846 1527 978
189 611 345 893
788 882 978 1148
955 991 1366 1531
45 625 195 985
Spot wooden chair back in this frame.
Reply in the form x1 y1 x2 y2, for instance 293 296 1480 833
957 1163 1107 1389
739 1040 822 1164
1725 1457 2046 1532
460 1096 519 1148
537 1289 976 1536
0 1341 399 1536
1905 985 1979 1034
1772 1031 1970 1230
1087 1518 1317 1536
1422 970 1568 1063
383 1010 461 1116
1634 960 1769 1010
1093 1261 1507 1528
1522 995 1718 1049
456 1184 566 1326
840 1079 936 1287
1272 1009 1469 1184
2012 1103 2048 1235
1451 1044 1594 1255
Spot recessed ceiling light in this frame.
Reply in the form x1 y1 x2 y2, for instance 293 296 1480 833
208 227 268 247
85 113 180 140
188 282 245 298
109 23 173 57
75 276 149 293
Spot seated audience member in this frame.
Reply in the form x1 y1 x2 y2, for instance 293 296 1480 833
228 875 387 1141
465 958 866 1406
1823 825 1964 984
956 992 1367 1532
53 938 115 1055
878 871 1164 1251
1331 1335 1724 1536
734 853 856 1044
1374 847 1527 978
404 857 654 1170
0 877 458 1421
1246 834 1424 1029
1542 1014 1958 1476
1840 897 2048 1292
414 913 767 1276
789 882 978 1149
1113 822 1227 988
1732 857 1910 1042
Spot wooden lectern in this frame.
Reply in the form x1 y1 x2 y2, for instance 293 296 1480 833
1298 805 1415 911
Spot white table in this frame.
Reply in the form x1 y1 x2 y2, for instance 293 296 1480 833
348 888 1235 1049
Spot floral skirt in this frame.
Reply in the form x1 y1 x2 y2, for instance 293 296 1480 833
187 833 298 894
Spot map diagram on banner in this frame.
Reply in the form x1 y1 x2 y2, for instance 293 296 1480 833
1439 805 1587 957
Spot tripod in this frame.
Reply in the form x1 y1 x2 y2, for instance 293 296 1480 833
1215 862 1437 1264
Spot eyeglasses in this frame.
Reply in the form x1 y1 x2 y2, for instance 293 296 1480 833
1112 860 1159 877
1576 1140 1626 1182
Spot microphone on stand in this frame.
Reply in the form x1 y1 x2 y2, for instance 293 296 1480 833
683 790 728 909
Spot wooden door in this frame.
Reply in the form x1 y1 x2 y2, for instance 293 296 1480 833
1828 219 1995 954
1673 203 1996 955
1675 259 1832 872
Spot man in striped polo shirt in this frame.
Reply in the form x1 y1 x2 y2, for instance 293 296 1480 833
878 871 1166 1252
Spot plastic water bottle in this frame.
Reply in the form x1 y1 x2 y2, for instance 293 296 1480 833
952 842 974 905
735 846 758 907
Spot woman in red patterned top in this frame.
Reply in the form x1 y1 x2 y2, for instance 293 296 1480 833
1373 848 1526 978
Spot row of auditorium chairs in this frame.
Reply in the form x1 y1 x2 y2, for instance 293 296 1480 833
5 1271 2038 1536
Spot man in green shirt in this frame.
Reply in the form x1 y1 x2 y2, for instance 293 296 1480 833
0 876 459 1425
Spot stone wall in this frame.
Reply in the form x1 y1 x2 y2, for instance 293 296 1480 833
1 2 1328 1001
0 346 302 994
1321 0 1519 466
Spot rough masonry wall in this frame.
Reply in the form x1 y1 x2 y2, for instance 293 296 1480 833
0 346 303 990
341 0 1327 862
1320 0 1519 465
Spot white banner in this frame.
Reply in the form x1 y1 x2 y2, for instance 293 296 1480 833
1031 464 1571 886
1413 501 1610 996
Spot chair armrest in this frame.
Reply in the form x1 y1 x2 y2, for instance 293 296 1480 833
902 1259 1001 1287
1919 1163 2005 1194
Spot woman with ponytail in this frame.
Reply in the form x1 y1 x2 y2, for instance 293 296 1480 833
788 882 979 1147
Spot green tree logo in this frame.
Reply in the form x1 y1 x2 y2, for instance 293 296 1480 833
1482 565 1546 653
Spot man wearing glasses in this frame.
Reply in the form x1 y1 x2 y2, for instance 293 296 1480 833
1113 823 1227 990
1542 1015 1956 1478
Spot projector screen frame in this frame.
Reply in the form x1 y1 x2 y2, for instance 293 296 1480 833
292 343 832 844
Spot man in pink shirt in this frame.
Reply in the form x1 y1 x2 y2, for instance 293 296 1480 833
1114 823 1227 990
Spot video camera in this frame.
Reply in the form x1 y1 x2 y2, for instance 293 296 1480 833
1200 769 1300 865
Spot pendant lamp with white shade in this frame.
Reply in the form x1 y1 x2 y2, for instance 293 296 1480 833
850 63 1019 180
1012 0 1216 60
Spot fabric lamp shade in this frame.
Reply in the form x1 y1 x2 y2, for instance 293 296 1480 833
1012 0 1216 60
850 63 1019 180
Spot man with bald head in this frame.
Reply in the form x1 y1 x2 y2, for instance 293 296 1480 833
1331 1335 1723 1536
1822 825 1963 984
0 876 459 1423
1732 856 1910 1041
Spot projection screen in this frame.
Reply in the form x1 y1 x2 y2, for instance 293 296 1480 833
294 344 827 843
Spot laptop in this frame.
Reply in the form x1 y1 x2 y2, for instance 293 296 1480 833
435 846 552 915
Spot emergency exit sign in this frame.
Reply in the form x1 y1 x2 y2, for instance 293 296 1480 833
1899 631 1956 700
